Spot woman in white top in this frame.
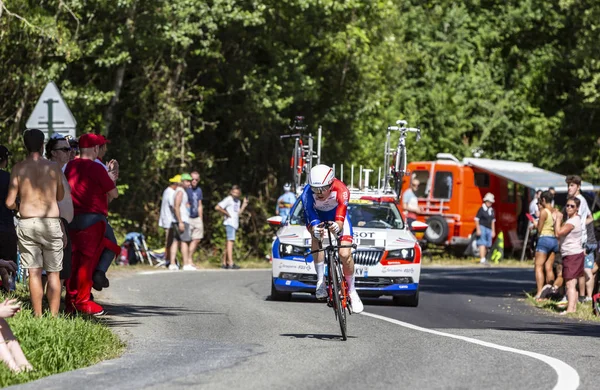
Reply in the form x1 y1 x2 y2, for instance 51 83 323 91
554 197 585 314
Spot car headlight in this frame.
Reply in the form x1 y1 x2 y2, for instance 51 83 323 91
279 244 308 257
386 248 415 262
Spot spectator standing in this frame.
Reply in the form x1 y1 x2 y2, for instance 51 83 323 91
402 178 421 227
186 171 204 263
529 190 542 220
5 129 65 317
216 185 248 269
159 175 180 267
276 183 296 220
554 196 585 314
474 193 496 265
567 175 593 301
568 175 598 302
45 135 74 283
64 133 118 315
169 173 193 271
548 187 556 207
0 145 17 264
534 191 558 299
92 135 119 290
66 136 78 161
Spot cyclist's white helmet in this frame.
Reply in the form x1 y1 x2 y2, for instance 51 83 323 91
283 183 292 191
309 164 335 188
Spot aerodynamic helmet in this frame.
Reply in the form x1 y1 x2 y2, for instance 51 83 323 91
309 164 335 189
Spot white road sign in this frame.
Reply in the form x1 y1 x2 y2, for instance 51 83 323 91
26 81 77 140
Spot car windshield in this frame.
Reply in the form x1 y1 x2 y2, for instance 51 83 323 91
289 199 405 229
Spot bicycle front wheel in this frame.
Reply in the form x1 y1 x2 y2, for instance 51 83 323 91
330 257 347 341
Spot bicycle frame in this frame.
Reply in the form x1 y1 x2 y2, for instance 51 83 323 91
383 120 421 200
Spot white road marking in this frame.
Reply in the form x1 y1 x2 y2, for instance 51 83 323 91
361 311 580 390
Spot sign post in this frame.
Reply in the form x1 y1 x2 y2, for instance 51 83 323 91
26 81 76 140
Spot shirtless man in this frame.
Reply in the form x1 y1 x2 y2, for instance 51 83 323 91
5 129 65 317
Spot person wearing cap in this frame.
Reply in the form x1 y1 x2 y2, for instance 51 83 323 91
474 192 496 265
91 134 119 286
186 171 204 264
159 175 180 267
168 173 193 271
276 183 296 220
64 133 119 315
5 129 65 317
95 135 119 182
0 145 17 265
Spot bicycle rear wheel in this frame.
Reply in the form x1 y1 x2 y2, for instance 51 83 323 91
330 256 347 341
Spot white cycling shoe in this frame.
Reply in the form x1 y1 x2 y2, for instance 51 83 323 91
349 290 364 314
315 280 328 300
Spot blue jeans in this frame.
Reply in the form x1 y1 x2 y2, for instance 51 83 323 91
69 214 117 273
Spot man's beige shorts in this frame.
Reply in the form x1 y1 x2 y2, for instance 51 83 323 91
188 217 204 240
17 218 63 272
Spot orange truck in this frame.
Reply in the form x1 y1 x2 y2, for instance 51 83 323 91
398 153 598 255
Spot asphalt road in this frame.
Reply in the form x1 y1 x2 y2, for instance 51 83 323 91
10 266 600 390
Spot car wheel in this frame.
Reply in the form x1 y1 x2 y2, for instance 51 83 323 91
270 280 292 301
424 216 448 245
393 291 419 307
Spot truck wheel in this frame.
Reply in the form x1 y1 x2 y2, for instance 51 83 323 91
270 280 291 301
424 216 448 245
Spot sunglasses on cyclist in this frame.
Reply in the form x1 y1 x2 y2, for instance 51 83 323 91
311 185 332 194
53 147 72 152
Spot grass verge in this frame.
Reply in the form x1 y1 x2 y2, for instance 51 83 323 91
0 287 125 387
525 293 600 322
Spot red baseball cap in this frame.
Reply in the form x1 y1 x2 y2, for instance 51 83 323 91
78 133 103 148
98 135 111 145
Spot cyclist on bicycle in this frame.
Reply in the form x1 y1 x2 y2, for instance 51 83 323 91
302 164 364 313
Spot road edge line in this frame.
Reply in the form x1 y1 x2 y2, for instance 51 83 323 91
361 311 579 390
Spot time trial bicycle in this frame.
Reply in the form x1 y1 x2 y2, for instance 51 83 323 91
306 222 357 341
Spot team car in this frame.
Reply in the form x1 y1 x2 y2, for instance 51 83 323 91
267 188 427 306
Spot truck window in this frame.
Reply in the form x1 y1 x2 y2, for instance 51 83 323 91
474 172 490 188
412 170 429 197
433 171 453 199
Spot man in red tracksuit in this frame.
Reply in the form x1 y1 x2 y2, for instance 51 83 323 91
64 133 119 315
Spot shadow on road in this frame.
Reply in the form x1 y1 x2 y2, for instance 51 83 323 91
99 302 224 328
280 333 357 341
420 267 535 298
493 322 600 337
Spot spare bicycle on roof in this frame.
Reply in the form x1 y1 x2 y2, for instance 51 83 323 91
280 116 321 194
383 120 421 201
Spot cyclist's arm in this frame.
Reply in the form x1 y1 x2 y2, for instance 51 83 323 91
301 185 321 228
333 181 350 230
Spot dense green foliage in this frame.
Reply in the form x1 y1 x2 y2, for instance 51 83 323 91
1 0 600 256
